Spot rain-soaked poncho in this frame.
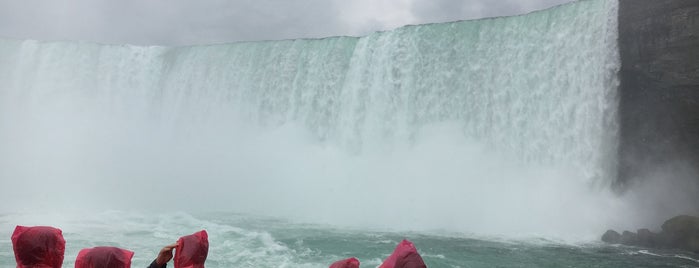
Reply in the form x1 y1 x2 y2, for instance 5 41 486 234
75 247 134 268
12 226 66 268
175 230 209 268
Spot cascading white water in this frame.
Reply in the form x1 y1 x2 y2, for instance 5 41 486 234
0 0 626 238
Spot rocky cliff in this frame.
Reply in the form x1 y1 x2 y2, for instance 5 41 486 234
617 0 699 189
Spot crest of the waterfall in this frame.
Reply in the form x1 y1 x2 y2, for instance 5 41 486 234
0 0 626 237
335 0 620 181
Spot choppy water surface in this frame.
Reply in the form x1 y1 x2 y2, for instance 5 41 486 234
1 211 698 267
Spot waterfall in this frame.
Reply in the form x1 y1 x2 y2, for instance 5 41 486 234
0 0 622 236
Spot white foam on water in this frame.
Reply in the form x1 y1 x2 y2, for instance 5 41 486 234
638 250 699 265
0 211 328 267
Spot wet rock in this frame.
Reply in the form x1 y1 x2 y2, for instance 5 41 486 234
661 215 699 253
620 231 638 245
602 215 699 253
601 230 621 244
636 228 657 247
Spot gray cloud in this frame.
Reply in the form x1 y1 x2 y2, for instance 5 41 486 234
0 0 349 45
0 0 574 46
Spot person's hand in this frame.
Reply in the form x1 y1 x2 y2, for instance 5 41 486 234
156 243 178 266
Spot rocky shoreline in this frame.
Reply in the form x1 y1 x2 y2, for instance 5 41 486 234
602 215 699 253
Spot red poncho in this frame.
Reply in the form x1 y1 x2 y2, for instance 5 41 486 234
379 239 426 268
11 225 66 268
75 247 134 268
329 257 360 268
175 230 209 268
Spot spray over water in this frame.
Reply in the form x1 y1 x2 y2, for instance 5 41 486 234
0 0 634 239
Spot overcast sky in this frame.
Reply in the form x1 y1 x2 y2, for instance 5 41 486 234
0 0 574 46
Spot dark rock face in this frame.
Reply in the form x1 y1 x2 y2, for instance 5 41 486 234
621 230 638 245
602 230 621 243
661 215 699 252
617 0 699 189
636 228 662 247
602 215 699 253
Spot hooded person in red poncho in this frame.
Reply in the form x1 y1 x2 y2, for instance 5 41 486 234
173 230 208 268
148 230 208 268
11 225 66 268
379 239 427 268
75 247 134 268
